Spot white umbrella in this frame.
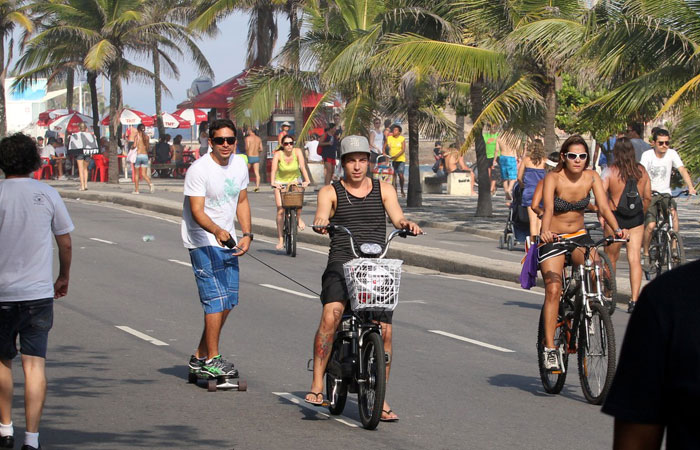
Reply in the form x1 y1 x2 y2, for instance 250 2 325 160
48 112 93 133
172 108 208 125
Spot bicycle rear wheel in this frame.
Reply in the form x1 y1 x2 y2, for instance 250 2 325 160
537 308 569 394
578 302 616 405
288 209 297 257
597 251 617 316
668 231 685 270
358 331 386 430
646 233 662 280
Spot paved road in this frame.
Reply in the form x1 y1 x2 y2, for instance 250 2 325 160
25 199 632 449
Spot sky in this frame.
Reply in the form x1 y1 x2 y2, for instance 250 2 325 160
5 12 291 116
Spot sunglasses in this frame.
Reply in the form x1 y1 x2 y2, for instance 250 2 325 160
656 141 670 147
282 141 294 146
212 137 235 145
565 152 588 161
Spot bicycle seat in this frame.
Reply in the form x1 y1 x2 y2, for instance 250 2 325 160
584 222 601 231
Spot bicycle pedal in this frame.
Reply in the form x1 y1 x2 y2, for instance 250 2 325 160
550 370 562 374
306 358 313 371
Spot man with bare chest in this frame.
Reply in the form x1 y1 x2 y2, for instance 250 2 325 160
245 128 262 192
497 137 519 200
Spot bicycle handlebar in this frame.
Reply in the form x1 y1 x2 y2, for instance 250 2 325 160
551 234 627 249
652 189 690 198
311 224 420 258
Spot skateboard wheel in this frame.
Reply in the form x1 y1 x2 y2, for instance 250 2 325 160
207 379 217 392
237 380 247 391
188 372 197 384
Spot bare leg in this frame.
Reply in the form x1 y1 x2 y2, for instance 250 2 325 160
625 225 644 302
297 207 306 231
21 355 46 433
379 323 398 421
274 189 284 249
140 167 153 190
0 359 12 426
133 164 140 193
397 172 405 196
540 255 565 348
643 222 655 256
324 161 333 185
527 207 541 241
77 160 87 190
306 302 344 403
253 162 260 189
196 309 232 360
671 208 678 232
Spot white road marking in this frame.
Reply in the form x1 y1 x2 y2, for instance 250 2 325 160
168 259 192 267
432 274 544 296
272 392 359 428
260 284 317 299
403 300 427 304
428 330 515 353
90 238 116 245
256 237 327 255
70 200 180 224
115 326 169 346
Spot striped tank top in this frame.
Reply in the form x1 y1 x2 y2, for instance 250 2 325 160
329 179 386 264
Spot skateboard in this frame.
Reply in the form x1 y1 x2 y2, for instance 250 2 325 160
188 371 248 392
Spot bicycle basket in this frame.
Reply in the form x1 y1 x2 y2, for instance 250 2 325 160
343 258 403 311
281 191 304 208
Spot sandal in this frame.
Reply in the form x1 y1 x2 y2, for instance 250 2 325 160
304 391 324 406
380 409 399 422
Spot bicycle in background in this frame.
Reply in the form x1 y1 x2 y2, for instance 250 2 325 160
276 183 305 257
537 227 627 405
645 189 688 280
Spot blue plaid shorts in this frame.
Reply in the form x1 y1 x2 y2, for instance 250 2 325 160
189 246 239 314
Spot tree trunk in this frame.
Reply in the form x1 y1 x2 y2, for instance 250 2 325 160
65 69 74 111
289 2 312 183
152 44 165 137
108 68 121 184
406 103 422 207
0 39 6 138
251 4 277 67
543 70 558 154
471 79 492 217
87 71 100 141
455 114 465 147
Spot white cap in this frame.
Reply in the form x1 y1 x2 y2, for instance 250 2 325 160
339 135 371 158
281 121 291 127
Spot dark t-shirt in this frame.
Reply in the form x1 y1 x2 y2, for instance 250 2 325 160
630 138 651 163
155 142 171 163
602 260 700 448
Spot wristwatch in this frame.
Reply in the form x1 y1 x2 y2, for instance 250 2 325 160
242 232 254 240
614 228 622 235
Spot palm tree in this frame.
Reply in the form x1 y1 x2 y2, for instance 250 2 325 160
30 0 176 182
142 0 214 137
0 0 32 137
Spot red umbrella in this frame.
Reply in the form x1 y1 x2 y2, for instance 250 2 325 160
101 108 154 126
38 109 80 126
47 112 93 133
172 108 207 125
153 112 191 129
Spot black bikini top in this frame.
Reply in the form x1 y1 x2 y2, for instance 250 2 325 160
554 194 590 212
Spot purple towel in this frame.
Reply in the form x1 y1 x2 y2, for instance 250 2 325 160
520 244 539 289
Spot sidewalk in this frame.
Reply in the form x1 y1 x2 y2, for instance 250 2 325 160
49 178 700 303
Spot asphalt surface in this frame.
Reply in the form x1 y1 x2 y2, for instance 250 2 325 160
8 199 634 449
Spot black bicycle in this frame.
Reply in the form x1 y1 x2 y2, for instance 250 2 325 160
537 230 626 404
312 224 416 429
276 184 304 257
646 190 688 280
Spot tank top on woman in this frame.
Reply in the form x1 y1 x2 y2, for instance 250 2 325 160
276 151 301 183
371 129 384 154
329 179 386 264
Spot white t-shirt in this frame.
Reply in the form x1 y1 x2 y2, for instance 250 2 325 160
181 153 249 249
40 144 55 159
370 128 384 154
640 149 683 195
305 140 322 162
0 178 74 301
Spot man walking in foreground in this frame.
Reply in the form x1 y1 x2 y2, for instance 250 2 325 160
0 133 74 450
182 119 253 379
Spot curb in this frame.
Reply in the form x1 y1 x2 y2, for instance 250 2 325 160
57 188 634 303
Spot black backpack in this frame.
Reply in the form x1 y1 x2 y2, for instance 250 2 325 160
615 178 643 218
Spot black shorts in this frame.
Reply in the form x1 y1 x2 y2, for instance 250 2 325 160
614 211 644 229
0 298 54 360
321 262 393 324
537 230 594 264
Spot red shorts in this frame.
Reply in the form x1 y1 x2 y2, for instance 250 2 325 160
323 157 336 165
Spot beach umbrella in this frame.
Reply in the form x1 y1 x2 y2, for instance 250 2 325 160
47 112 93 133
153 112 191 129
101 108 154 126
38 109 79 126
172 108 207 125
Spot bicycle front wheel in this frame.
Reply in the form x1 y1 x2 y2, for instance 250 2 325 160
288 209 297 257
597 251 617 316
358 332 386 430
578 302 616 405
537 309 568 394
668 231 685 270
283 209 292 255
326 344 348 416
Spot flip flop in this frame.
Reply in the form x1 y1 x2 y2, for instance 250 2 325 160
380 409 399 422
304 391 324 406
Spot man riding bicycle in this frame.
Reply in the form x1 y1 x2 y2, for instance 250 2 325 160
305 135 421 422
640 129 696 269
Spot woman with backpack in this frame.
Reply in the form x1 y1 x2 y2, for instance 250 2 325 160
602 137 651 313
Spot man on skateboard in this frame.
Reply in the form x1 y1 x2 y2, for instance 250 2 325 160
181 119 253 380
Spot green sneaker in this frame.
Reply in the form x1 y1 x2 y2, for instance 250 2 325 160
201 355 238 378
188 355 205 374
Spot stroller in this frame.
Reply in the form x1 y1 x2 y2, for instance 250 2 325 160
372 155 394 183
498 181 530 251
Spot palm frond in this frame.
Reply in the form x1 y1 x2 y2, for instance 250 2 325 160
85 39 117 71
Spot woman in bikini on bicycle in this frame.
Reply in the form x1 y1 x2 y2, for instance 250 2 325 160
539 135 629 371
271 135 311 249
